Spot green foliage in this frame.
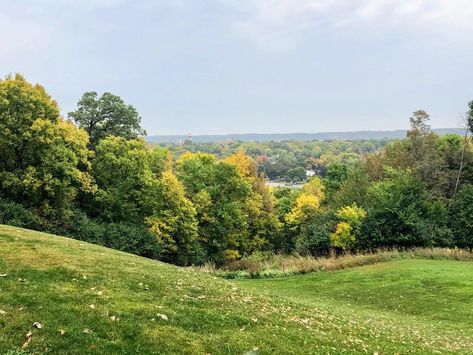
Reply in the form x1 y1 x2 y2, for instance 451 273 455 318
329 165 371 208
92 137 162 223
68 91 146 148
1 75 473 267
285 166 306 182
323 162 350 198
295 210 336 255
147 170 199 265
0 74 94 217
0 198 39 229
359 169 449 249
450 184 473 250
159 138 387 181
177 152 252 263
64 212 161 259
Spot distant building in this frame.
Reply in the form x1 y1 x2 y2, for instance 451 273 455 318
305 170 316 177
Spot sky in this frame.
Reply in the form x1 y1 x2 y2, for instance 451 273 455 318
1 0 472 135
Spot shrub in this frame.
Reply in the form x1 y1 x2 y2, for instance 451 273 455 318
100 223 161 259
63 212 162 259
0 198 39 228
295 210 336 256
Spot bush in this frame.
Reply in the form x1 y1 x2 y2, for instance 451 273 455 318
101 223 161 259
0 198 39 228
66 212 107 244
62 212 162 259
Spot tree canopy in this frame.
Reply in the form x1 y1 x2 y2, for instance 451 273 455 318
68 91 146 148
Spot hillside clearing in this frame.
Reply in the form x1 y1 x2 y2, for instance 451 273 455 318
1 225 473 354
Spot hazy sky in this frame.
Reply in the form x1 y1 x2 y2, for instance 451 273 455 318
1 0 472 135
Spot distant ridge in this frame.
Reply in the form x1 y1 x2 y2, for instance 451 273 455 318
146 128 465 143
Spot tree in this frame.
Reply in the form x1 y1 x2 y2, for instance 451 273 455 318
449 184 473 250
0 74 94 217
68 91 146 148
286 166 306 183
225 150 282 252
409 110 431 136
91 137 162 223
177 152 252 263
359 169 449 249
146 171 199 265
302 176 325 201
406 111 447 198
468 101 473 135
330 204 366 252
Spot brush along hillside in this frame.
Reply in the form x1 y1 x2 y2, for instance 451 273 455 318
1 225 473 354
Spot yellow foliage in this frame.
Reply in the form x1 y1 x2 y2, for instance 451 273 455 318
331 204 366 251
330 221 354 250
336 204 366 225
285 193 321 225
302 177 325 201
177 152 215 164
225 149 255 178
223 249 241 262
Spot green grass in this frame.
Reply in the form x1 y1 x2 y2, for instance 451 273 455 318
1 225 473 354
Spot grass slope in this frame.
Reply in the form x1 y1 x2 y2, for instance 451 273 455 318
1 225 473 354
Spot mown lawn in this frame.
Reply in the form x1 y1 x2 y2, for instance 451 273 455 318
1 225 473 354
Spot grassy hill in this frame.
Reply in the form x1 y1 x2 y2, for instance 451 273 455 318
1 225 473 354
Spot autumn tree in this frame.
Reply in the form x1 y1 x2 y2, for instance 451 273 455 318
0 74 94 217
68 91 146 149
225 150 282 252
330 204 366 252
177 152 252 263
146 170 199 265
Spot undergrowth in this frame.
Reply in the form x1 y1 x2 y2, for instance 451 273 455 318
194 248 473 279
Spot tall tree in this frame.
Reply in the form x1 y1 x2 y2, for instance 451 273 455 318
68 92 146 148
91 137 162 222
177 152 252 263
0 74 94 216
146 170 199 265
468 100 473 135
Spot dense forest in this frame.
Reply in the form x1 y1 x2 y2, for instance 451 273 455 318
1 74 473 266
156 139 390 182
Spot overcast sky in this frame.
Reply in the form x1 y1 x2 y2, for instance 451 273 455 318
1 0 472 135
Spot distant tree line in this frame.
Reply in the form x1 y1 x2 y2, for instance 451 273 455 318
157 138 390 182
1 74 472 267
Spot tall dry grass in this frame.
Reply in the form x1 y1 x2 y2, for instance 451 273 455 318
194 247 473 279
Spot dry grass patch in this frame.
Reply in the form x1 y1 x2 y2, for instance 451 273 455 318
197 247 473 278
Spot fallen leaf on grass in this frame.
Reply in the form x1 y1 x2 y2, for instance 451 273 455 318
22 331 33 348
157 313 168 321
59 329 65 336
83 328 91 334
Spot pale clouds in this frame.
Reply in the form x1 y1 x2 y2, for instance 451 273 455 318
0 13 53 57
229 0 473 46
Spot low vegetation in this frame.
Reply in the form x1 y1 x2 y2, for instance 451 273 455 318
197 248 473 278
2 225 473 354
